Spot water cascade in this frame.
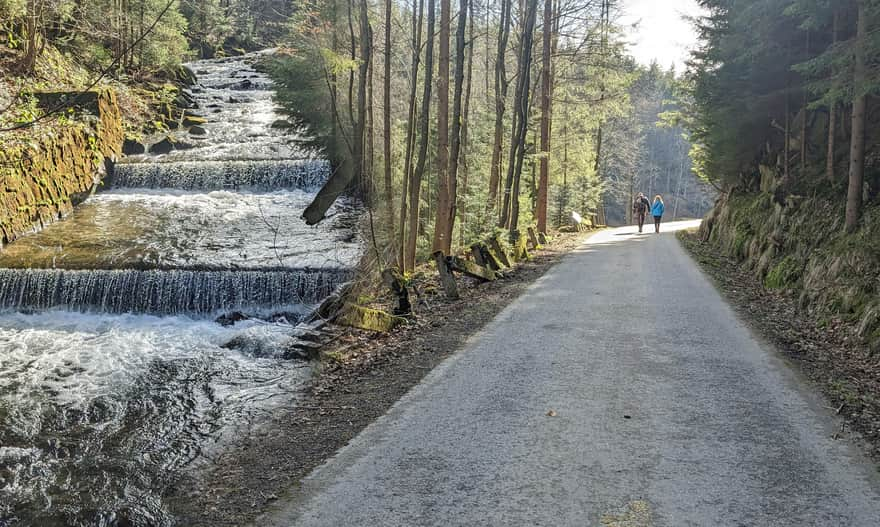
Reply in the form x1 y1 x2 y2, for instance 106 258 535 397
0 51 359 526
0 268 348 314
111 158 331 191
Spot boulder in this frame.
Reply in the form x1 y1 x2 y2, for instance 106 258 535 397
148 136 176 155
174 141 196 150
216 311 249 326
271 119 293 129
176 64 198 85
337 304 406 332
174 92 197 109
182 116 207 127
188 125 207 136
122 139 145 155
162 116 180 130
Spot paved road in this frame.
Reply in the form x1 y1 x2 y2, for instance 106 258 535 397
261 221 880 526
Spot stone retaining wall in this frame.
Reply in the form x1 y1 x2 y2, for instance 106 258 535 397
0 88 123 246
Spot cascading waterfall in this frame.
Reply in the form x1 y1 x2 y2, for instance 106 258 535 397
0 268 350 315
111 158 331 191
0 51 360 527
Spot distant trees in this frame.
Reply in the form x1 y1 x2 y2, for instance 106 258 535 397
0 0 292 76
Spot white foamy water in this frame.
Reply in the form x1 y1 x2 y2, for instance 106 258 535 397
0 311 310 526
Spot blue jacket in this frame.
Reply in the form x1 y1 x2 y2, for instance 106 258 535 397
651 201 665 217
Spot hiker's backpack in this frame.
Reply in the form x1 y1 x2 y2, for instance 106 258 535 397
633 198 647 213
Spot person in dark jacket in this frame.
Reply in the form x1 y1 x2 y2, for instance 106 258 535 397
651 195 665 233
633 193 651 233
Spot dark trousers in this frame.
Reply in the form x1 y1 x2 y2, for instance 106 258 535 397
636 212 646 232
654 215 662 232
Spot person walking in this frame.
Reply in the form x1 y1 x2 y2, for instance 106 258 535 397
651 195 665 233
633 192 651 233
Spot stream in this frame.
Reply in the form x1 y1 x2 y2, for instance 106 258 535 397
0 52 358 526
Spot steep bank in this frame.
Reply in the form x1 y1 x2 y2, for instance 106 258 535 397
0 89 123 245
701 191 880 351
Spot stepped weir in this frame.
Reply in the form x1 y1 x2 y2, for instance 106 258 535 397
0 268 349 315
111 158 331 191
0 51 359 527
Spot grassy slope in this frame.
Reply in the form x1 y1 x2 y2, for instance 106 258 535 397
703 191 880 349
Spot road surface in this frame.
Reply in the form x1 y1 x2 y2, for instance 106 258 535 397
260 221 880 526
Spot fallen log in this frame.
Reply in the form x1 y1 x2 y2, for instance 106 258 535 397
470 243 488 267
307 282 354 322
433 251 460 299
447 256 497 282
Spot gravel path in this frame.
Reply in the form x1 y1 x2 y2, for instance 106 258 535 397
258 221 880 526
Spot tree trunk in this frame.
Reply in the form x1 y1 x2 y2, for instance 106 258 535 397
383 0 395 235
487 0 511 211
801 30 809 179
500 0 539 231
405 0 436 269
827 8 839 182
459 0 475 245
355 0 371 193
347 0 357 128
432 0 453 253
536 0 552 233
846 0 867 234
302 0 370 225
782 82 791 192
439 0 468 252
398 0 425 270
367 36 376 198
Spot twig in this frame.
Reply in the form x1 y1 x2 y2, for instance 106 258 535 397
296 405 355 411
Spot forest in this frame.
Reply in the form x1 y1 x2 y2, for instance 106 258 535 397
0 0 712 273
691 0 880 349
265 0 713 270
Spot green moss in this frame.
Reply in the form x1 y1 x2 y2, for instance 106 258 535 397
764 256 801 289
337 304 406 332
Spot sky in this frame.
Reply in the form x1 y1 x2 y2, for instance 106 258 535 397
620 0 705 71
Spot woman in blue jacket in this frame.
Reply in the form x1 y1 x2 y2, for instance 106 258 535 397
651 195 665 233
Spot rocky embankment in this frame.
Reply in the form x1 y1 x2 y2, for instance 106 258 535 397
0 89 123 246
701 191 880 350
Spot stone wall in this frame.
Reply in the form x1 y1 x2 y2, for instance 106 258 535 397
0 88 123 246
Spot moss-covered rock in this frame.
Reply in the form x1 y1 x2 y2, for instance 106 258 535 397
337 304 406 332
149 135 177 154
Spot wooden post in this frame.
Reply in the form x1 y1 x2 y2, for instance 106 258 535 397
381 268 412 315
527 226 540 248
475 242 504 270
433 251 460 299
470 243 489 267
447 256 497 281
489 235 512 267
512 231 530 261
